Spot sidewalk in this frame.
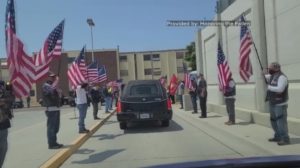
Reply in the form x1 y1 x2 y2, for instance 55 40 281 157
174 103 300 156
4 105 114 168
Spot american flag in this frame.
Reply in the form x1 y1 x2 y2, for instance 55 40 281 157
67 47 87 89
35 20 64 81
217 42 232 92
5 0 33 98
87 62 107 83
239 15 253 82
183 62 193 90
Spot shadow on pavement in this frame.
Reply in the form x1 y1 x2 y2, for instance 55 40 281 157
290 138 300 145
74 148 95 155
207 115 222 118
91 133 124 140
235 121 253 126
71 149 125 164
124 120 183 134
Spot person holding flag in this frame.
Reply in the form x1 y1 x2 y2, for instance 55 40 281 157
217 42 235 125
169 74 178 104
42 73 63 149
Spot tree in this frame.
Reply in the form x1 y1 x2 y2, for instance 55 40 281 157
184 42 196 71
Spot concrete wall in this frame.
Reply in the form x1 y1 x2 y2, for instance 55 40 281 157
196 0 300 118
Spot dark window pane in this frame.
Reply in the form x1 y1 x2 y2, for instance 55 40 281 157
144 54 151 61
152 54 160 61
120 55 127 62
144 69 152 75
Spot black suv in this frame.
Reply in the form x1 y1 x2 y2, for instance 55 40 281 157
116 80 173 129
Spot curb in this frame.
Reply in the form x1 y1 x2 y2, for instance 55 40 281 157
39 111 116 168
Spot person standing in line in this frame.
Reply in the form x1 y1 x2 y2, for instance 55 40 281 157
177 81 185 109
265 62 290 145
76 82 90 134
197 74 208 118
103 85 113 113
0 81 14 167
42 74 63 149
189 78 198 114
90 85 100 120
168 85 176 104
224 78 236 125
26 96 31 108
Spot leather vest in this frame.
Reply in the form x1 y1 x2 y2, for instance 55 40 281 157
268 72 289 105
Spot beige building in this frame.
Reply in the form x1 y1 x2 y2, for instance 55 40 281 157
119 49 187 84
195 0 300 135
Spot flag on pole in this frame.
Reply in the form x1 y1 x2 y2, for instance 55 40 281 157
169 74 178 95
217 42 232 92
67 47 87 89
183 62 193 90
239 15 253 82
87 62 107 83
35 20 65 81
5 0 33 98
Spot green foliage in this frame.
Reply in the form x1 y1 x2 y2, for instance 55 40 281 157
184 42 196 71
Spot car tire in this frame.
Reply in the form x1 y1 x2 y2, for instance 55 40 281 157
119 122 127 130
161 120 169 127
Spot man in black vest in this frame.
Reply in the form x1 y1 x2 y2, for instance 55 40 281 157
265 62 289 145
197 74 207 118
224 78 236 125
42 74 63 149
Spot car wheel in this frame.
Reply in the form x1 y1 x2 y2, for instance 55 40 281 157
119 122 127 130
161 120 169 127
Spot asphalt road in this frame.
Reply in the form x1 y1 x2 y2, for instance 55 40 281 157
61 110 274 168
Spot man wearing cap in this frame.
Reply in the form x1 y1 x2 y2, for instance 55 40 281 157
265 62 290 145
42 74 63 149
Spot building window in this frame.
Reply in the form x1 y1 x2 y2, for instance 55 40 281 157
120 70 129 76
176 52 184 59
144 69 152 75
119 55 127 62
152 54 160 61
177 67 184 73
143 54 151 61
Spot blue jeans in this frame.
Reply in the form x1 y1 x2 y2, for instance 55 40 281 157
45 110 60 146
269 104 289 141
190 92 197 113
105 97 112 112
0 129 8 168
77 103 88 131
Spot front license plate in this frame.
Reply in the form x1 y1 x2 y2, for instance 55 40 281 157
140 113 150 119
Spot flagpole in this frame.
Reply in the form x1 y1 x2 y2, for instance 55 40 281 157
242 15 268 84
